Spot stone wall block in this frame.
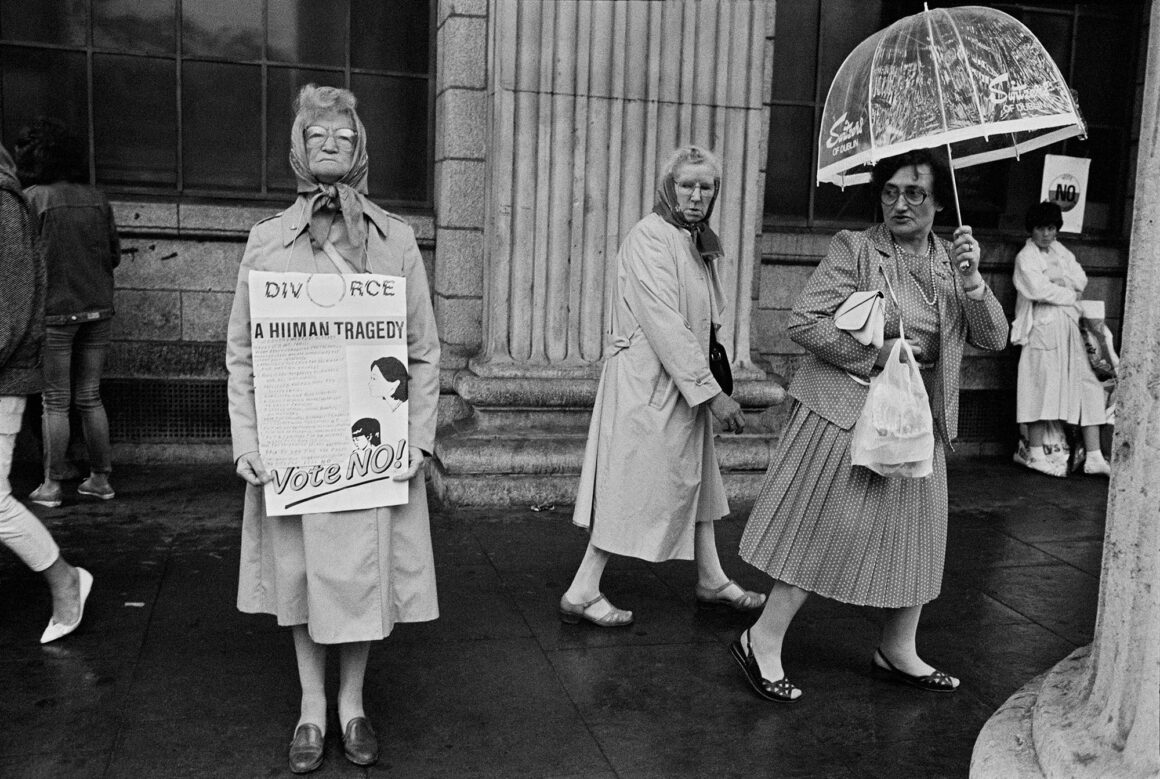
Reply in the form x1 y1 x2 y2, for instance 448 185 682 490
181 203 278 234
439 0 487 27
434 229 483 297
117 239 245 292
435 159 487 229
111 290 182 341
438 15 487 91
758 264 814 309
436 89 488 160
106 342 227 379
753 309 803 356
182 291 235 342
435 296 483 350
111 201 178 232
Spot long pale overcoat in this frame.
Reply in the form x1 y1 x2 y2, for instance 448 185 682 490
572 212 728 562
226 196 440 644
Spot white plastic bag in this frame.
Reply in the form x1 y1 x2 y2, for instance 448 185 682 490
850 325 934 478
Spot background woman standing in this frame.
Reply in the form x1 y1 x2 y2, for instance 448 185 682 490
15 119 120 507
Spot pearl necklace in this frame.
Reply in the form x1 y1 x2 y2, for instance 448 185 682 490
893 235 937 307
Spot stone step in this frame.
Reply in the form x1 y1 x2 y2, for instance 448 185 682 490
430 469 773 509
432 431 779 506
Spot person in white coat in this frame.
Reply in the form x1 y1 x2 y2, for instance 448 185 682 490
560 146 763 628
1011 201 1109 477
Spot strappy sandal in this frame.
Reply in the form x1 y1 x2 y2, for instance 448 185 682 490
695 579 766 611
558 593 634 628
729 629 802 703
871 648 959 693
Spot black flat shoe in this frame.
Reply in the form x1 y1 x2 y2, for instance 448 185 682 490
288 723 325 774
871 648 959 693
342 716 379 766
729 629 802 703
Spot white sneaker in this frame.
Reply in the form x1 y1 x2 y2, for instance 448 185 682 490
1083 452 1111 476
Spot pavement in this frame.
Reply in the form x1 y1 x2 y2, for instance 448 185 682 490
0 457 1107 778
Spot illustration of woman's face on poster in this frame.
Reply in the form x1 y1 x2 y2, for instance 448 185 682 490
351 417 381 450
368 357 408 413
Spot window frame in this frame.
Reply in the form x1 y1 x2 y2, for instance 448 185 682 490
0 0 436 210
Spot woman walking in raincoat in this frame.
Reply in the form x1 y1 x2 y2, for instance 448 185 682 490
560 145 763 627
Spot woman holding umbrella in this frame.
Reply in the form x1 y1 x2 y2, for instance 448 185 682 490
733 148 1008 701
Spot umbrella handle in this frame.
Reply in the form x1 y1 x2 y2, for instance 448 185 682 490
946 144 970 271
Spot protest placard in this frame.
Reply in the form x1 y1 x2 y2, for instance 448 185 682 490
1041 154 1091 233
249 271 409 515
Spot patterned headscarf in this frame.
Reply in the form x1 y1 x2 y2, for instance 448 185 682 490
288 106 371 265
0 143 19 190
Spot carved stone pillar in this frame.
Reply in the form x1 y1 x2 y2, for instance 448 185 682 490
971 7 1160 775
472 0 773 379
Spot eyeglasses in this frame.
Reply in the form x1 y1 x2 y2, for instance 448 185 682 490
676 182 716 196
880 185 929 207
305 126 358 150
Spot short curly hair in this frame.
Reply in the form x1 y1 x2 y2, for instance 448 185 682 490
14 117 87 186
1024 201 1063 233
870 148 954 211
294 84 358 125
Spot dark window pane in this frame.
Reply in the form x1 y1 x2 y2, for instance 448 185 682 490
814 180 875 223
182 62 261 190
351 0 429 73
267 67 346 192
1066 127 1121 233
93 54 176 187
94 0 176 54
1071 16 1133 126
1 47 87 153
268 0 348 66
771 0 818 103
182 0 261 59
764 105 814 218
1019 10 1071 75
350 73 428 203
1 0 86 45
818 0 884 100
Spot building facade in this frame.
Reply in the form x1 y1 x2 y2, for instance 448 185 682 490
0 0 1147 503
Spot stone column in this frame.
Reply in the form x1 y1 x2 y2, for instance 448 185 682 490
472 0 773 379
971 5 1160 775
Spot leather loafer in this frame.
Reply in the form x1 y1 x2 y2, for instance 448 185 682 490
342 716 379 766
288 723 325 774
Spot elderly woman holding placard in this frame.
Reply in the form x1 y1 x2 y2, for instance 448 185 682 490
226 84 439 774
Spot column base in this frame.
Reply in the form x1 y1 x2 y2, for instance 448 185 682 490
431 369 786 507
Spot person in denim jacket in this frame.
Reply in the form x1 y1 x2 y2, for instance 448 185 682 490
15 119 120 507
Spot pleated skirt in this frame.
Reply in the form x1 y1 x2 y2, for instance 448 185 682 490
739 402 947 608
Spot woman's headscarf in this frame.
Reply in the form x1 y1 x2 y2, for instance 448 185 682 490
652 172 724 264
0 143 20 191
288 104 371 266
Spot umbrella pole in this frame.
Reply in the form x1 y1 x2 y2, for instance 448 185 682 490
946 143 972 271
946 143 963 226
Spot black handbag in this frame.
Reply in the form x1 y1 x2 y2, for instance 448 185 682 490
708 327 733 396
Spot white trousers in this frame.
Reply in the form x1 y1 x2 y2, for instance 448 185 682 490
0 397 59 572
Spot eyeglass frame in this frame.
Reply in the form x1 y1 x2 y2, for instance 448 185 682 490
304 126 359 149
879 184 930 207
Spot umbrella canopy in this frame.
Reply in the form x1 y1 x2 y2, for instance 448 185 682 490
817 5 1085 188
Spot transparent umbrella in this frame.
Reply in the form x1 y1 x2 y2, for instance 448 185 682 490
817 3 1085 222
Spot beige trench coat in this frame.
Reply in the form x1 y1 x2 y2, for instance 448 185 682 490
572 213 729 562
226 196 440 644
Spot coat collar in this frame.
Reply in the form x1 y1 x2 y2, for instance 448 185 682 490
278 195 395 247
